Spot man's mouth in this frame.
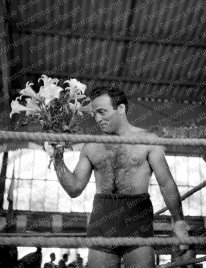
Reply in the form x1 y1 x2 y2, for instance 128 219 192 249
100 123 107 127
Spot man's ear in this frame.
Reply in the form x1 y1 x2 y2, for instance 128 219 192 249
117 104 126 115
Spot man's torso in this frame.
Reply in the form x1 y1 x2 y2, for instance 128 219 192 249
86 130 154 195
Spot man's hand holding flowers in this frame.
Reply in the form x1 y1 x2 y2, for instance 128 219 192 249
10 75 92 167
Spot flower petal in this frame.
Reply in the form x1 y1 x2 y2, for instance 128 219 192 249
69 94 86 100
38 74 59 86
20 82 41 101
25 98 41 111
68 101 81 111
10 100 29 118
38 84 63 105
68 102 76 111
77 110 83 116
64 78 87 97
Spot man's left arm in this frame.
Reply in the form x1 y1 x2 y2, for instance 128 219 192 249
148 146 184 221
148 145 189 250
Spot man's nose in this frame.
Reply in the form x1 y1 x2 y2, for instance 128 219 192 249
95 113 102 123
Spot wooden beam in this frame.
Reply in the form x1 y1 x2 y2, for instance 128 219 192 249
0 210 205 235
25 70 205 105
0 213 205 253
26 70 206 106
155 181 206 217
0 0 10 130
12 26 206 50
27 70 206 88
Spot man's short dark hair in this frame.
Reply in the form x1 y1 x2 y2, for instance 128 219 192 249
63 253 68 260
89 86 129 113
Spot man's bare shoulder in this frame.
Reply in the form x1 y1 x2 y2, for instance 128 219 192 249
143 132 165 154
81 142 100 155
130 127 165 152
130 127 153 137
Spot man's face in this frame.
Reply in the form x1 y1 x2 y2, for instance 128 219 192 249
91 94 119 133
64 255 68 262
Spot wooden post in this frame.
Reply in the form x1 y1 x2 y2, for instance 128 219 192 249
52 214 63 232
0 0 11 130
0 152 8 210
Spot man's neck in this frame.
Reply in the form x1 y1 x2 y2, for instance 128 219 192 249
116 122 133 136
103 124 133 136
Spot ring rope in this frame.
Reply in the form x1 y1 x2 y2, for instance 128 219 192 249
1 236 206 248
157 255 206 268
155 180 206 216
1 132 205 263
0 131 206 146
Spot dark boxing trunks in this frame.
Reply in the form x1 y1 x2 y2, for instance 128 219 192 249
87 193 154 256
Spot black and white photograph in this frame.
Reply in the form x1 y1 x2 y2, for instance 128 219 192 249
0 0 206 267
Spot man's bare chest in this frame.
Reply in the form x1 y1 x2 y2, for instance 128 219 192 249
89 144 149 170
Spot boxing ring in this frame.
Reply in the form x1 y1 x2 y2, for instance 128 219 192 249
0 131 206 267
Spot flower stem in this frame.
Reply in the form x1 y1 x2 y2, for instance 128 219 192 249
67 111 76 131
40 102 52 128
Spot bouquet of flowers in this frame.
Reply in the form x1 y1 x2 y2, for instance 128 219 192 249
10 75 92 166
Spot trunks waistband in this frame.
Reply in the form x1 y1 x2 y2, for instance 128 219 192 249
94 193 150 199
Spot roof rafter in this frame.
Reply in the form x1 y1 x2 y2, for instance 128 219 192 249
12 26 206 50
28 70 206 88
26 70 206 105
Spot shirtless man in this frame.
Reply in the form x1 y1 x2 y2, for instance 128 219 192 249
48 86 188 268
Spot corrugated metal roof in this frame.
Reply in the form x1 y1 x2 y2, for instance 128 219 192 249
1 0 206 130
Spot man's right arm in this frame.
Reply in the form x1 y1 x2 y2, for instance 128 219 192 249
54 144 93 198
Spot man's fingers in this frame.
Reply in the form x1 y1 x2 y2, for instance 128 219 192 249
44 142 55 157
44 141 66 159
55 142 65 154
173 220 190 252
179 245 189 251
56 142 65 149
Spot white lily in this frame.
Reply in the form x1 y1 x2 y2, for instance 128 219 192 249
38 74 59 86
38 74 63 105
38 85 63 105
20 82 41 101
10 74 90 139
25 98 41 115
68 101 92 116
64 78 86 100
10 99 40 118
